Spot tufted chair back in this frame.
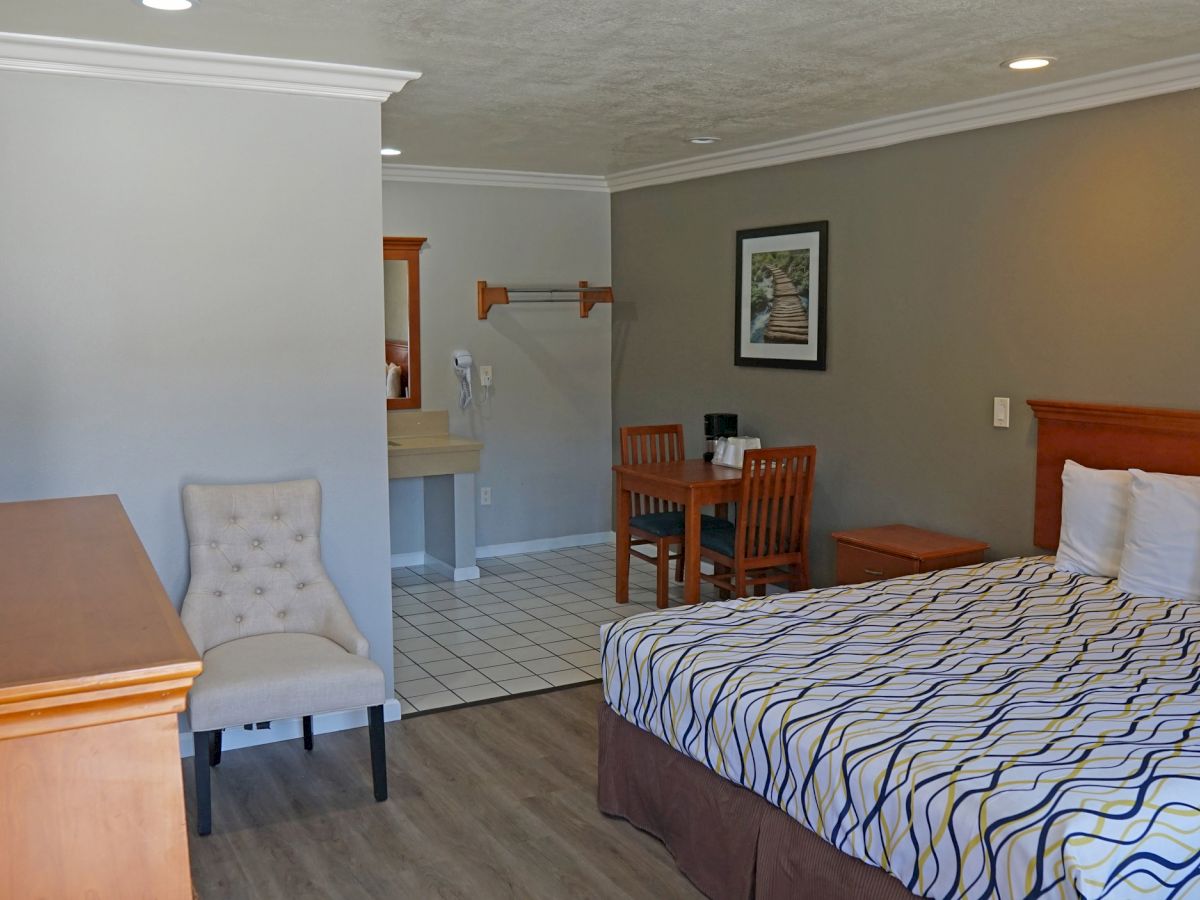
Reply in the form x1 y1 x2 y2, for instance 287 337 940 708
180 479 366 656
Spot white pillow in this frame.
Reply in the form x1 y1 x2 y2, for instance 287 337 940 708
1117 470 1200 601
1054 460 1131 578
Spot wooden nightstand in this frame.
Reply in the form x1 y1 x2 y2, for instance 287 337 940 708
831 524 989 586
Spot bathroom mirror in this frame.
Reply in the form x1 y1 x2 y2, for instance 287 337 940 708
383 236 425 410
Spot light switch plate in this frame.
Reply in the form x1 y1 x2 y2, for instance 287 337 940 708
993 397 1011 428
479 366 493 386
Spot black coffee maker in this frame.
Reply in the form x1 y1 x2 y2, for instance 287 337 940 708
704 413 738 462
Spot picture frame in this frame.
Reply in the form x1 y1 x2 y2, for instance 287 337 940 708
734 220 828 370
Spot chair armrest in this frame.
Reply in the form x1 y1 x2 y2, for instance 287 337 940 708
322 601 370 657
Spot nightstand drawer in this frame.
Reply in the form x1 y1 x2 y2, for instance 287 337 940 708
832 524 989 586
836 544 919 585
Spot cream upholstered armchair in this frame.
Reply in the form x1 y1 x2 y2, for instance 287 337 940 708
179 478 387 836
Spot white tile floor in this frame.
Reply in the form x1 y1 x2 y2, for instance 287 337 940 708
393 541 724 715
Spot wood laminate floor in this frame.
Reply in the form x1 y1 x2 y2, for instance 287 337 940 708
186 684 704 899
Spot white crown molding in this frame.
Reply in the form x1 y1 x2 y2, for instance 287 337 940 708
607 52 1200 192
382 163 609 192
0 32 419 101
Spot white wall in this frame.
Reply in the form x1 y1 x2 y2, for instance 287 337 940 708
382 181 613 553
0 71 396 696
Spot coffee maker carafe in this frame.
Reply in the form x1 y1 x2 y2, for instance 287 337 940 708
704 413 738 462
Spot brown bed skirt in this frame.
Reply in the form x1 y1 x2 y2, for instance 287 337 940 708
597 703 920 900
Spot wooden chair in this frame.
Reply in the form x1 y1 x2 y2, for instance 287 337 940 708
620 424 721 608
698 446 816 598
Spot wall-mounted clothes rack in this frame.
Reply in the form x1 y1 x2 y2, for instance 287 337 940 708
477 280 614 320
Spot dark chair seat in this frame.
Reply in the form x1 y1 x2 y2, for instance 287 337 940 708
629 511 727 538
699 519 737 557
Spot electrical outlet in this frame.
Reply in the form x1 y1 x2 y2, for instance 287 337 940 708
993 397 1011 428
480 365 493 387
480 486 492 506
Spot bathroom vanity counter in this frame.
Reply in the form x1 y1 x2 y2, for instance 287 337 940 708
387 410 482 479
387 410 482 580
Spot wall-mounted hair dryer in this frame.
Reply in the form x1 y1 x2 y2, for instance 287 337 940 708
452 350 474 409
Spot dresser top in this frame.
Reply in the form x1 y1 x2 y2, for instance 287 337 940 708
831 523 989 561
0 495 200 706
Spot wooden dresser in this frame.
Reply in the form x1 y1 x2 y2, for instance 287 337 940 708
832 524 989 586
0 495 201 899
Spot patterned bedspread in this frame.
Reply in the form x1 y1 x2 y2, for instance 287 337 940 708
601 558 1200 899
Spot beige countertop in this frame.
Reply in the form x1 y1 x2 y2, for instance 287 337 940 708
388 434 483 455
387 409 482 478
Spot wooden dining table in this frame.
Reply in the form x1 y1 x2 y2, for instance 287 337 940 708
613 459 744 605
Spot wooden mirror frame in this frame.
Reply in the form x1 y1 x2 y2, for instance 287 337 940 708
384 236 426 410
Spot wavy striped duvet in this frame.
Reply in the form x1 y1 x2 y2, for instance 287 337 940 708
601 557 1200 899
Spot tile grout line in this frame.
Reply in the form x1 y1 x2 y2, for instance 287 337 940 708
391 543 721 714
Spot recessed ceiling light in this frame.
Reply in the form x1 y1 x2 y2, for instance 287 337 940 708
380 148 402 157
1004 56 1054 70
687 136 720 145
140 0 194 10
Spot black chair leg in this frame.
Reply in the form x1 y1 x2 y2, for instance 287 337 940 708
303 715 313 751
209 729 222 767
193 730 213 836
368 704 387 802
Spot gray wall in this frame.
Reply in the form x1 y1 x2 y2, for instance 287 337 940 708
612 88 1200 586
383 259 410 342
382 181 612 553
0 71 396 694
389 477 426 555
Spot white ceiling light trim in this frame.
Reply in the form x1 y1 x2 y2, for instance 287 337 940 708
608 51 1200 192
139 0 195 10
0 32 420 101
382 163 608 193
1004 56 1055 70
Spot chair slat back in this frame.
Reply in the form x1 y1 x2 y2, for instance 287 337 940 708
736 446 816 562
619 424 685 516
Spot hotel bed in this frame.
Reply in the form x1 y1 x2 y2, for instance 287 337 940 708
597 401 1200 900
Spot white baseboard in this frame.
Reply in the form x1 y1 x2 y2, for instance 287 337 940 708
476 531 615 559
392 532 615 571
389 550 477 580
422 555 481 582
179 697 402 758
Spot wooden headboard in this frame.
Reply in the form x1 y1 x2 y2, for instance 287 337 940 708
385 340 409 410
1029 400 1200 550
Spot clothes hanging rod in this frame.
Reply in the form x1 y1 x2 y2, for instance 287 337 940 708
477 280 614 320
505 295 588 302
505 288 598 294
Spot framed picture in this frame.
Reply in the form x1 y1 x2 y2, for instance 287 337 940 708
734 220 828 370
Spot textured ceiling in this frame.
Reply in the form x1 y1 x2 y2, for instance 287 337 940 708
4 1 1200 174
